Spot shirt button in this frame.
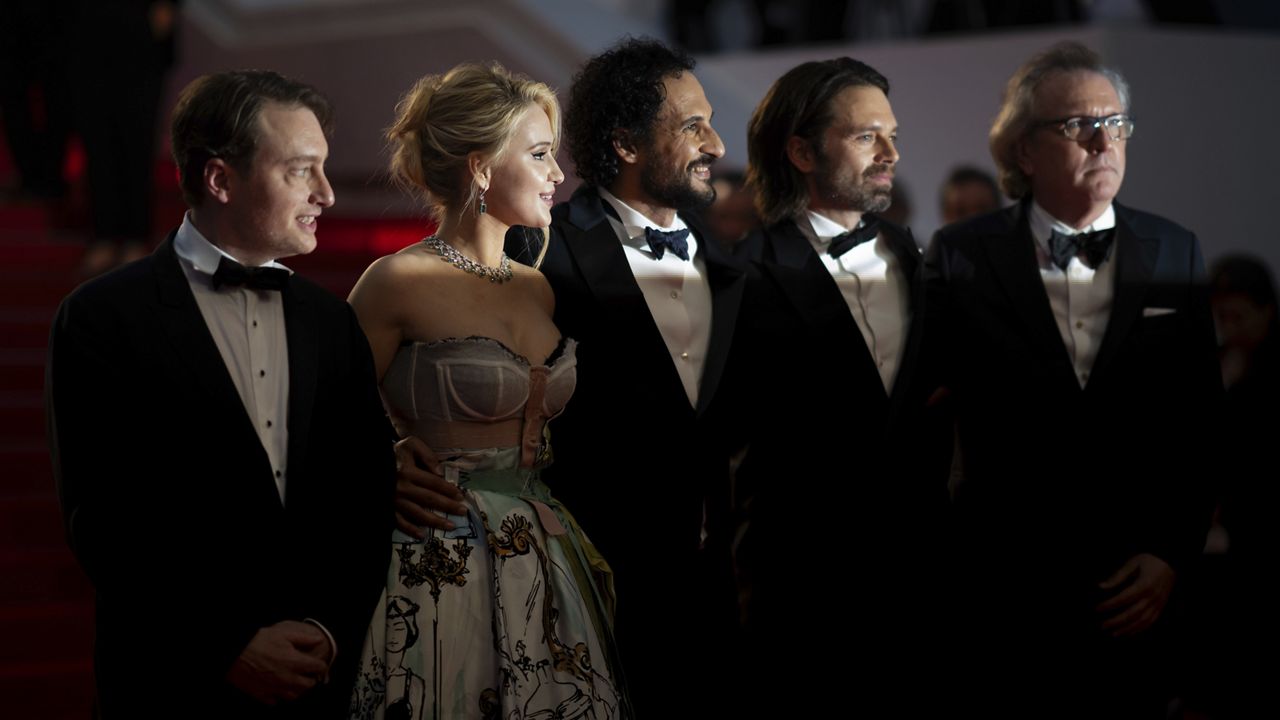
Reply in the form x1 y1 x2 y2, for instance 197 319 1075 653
680 352 689 360
1081 372 1089 382
1075 321 1083 329
670 290 679 299
253 320 258 328
259 370 266 377
275 470 282 478
266 420 273 428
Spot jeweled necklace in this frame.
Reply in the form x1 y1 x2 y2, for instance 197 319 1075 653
422 236 513 283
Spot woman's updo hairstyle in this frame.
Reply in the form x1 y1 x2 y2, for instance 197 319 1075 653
387 62 560 219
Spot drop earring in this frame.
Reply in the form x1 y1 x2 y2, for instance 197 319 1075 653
478 187 487 215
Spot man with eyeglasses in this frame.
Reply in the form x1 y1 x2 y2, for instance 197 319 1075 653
923 42 1220 714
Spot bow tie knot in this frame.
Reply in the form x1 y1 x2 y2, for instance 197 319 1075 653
643 226 691 261
828 216 881 259
211 257 290 291
1047 228 1115 271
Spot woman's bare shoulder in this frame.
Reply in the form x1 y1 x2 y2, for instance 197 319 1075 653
511 261 555 314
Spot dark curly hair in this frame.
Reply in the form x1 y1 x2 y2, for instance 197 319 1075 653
565 37 695 189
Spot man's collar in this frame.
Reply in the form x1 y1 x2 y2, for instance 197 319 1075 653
804 210 866 241
1028 200 1115 250
801 209 880 252
174 212 292 276
597 187 688 238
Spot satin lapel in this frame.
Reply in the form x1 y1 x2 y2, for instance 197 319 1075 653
151 236 276 486
760 219 886 401
282 281 317 496
562 189 692 408
762 220 854 335
694 219 745 417
983 203 1076 378
154 237 254 429
562 192 658 329
882 223 921 314
882 223 923 410
1088 207 1159 386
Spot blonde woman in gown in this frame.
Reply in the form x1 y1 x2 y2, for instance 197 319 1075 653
346 63 627 720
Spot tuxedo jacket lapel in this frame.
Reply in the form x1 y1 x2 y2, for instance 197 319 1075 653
560 188 694 413
882 222 921 314
153 238 263 438
282 282 317 502
562 191 655 323
984 203 1078 383
558 187 745 417
761 220 860 338
694 220 744 417
151 235 282 507
1088 204 1160 387
881 222 925 412
759 219 887 402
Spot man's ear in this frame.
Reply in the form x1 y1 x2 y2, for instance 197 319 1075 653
1015 136 1035 177
786 135 817 174
612 129 639 166
203 158 233 205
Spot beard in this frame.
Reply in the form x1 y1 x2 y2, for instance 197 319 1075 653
813 156 893 214
641 152 718 212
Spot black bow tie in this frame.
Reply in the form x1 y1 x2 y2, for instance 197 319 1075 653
644 227 691 261
828 216 881 259
1047 228 1115 271
210 257 290 291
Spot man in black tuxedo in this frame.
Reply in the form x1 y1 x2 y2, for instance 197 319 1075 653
503 38 745 714
730 57 949 711
924 43 1220 714
46 71 394 718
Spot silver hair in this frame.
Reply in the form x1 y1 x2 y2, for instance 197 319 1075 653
988 42 1131 199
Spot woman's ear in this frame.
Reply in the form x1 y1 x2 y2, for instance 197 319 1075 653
467 151 491 192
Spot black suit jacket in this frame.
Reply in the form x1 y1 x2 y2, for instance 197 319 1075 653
728 216 950 708
923 200 1221 636
506 185 746 710
732 214 932 447
46 235 395 719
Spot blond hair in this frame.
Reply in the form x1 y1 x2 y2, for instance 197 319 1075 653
387 63 560 221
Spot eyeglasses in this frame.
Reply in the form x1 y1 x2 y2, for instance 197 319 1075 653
1033 114 1135 142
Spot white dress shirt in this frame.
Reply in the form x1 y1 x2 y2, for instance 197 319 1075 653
1028 201 1117 388
802 210 910 394
598 187 713 409
174 213 292 503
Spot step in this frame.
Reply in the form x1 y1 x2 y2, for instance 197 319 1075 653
0 658 95 720
0 547 91 606
0 358 45 394
0 600 95 667
0 307 56 351
0 238 83 265
0 493 65 551
0 442 52 497
0 203 54 233
0 391 43 443
0 268 79 307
